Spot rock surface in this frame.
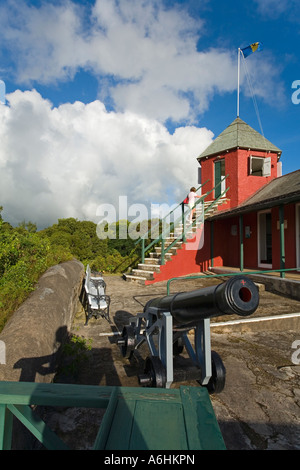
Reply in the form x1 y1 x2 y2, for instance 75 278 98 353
0 259 84 382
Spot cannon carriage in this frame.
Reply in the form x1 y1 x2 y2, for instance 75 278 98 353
118 276 259 392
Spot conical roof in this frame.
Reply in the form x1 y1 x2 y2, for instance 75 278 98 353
198 117 281 160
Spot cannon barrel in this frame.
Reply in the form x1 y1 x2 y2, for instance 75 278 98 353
144 276 259 326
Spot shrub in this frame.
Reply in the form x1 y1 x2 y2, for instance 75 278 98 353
0 215 73 332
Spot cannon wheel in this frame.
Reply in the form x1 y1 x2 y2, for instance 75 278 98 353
206 351 226 394
120 325 136 358
140 356 166 388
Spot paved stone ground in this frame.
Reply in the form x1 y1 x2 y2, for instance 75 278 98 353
50 274 300 450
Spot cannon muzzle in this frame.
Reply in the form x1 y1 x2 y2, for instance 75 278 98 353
144 276 259 326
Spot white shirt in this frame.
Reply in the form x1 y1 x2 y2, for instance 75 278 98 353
188 191 196 206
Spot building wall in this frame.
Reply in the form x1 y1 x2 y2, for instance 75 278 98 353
212 217 240 267
200 149 278 210
209 203 297 272
243 212 258 269
147 202 298 284
235 149 278 206
146 224 211 284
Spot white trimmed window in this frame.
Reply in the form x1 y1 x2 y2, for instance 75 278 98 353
249 156 271 177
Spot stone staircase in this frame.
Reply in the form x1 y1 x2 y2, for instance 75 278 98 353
125 235 187 284
123 197 229 284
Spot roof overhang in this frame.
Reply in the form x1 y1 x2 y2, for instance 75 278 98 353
197 146 282 162
207 192 300 221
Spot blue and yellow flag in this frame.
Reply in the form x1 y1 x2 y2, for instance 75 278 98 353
241 42 263 58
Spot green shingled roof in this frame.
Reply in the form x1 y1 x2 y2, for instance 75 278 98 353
198 117 282 160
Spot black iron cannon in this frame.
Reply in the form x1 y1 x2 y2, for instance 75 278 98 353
118 276 259 392
144 275 258 324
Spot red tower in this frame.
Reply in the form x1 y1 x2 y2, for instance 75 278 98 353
197 117 282 210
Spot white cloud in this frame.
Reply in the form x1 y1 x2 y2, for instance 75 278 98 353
240 53 286 108
0 0 285 123
254 0 300 21
0 90 213 228
0 0 287 228
0 0 239 122
254 0 289 16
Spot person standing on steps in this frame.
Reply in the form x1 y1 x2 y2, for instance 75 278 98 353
188 187 201 223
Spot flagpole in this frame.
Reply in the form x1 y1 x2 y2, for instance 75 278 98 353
237 48 241 117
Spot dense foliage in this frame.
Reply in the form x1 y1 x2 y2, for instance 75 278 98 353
0 207 143 332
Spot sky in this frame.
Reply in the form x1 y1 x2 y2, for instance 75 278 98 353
0 0 299 229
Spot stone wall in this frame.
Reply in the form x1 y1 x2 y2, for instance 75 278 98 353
0 259 84 383
210 267 300 301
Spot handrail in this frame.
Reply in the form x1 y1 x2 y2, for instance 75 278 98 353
0 381 115 450
166 267 299 294
140 175 229 264
160 185 230 264
163 174 229 241
135 180 209 247
0 380 225 450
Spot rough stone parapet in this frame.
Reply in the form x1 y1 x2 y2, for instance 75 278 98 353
0 259 84 383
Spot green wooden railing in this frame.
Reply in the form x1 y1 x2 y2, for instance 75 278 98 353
0 381 226 450
135 181 208 264
137 177 229 265
166 268 300 295
136 181 208 246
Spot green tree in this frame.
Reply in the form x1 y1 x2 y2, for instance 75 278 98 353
18 220 37 233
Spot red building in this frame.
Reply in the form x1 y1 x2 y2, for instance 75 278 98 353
127 117 300 284
198 117 282 209
196 117 300 275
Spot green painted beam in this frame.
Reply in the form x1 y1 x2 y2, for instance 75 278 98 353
180 387 226 450
0 405 13 450
7 404 69 450
279 205 285 278
239 215 244 272
166 267 298 294
210 221 214 267
93 387 118 450
0 381 113 407
0 382 226 451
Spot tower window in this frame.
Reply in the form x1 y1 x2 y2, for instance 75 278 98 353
214 159 226 197
249 156 271 177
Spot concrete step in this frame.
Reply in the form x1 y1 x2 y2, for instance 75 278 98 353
149 252 172 261
137 263 161 273
174 228 198 238
132 269 155 280
144 257 160 265
124 198 231 284
163 239 182 248
122 273 147 284
203 197 229 213
155 246 180 255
